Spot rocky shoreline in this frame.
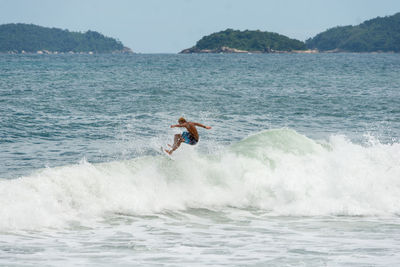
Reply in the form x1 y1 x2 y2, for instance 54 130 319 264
2 47 133 55
180 46 318 54
179 47 397 54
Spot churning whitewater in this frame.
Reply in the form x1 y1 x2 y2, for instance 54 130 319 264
1 129 399 230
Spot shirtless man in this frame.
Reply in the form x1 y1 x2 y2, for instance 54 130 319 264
165 117 212 155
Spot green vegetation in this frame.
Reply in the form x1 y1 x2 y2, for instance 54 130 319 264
306 12 400 52
3 12 399 54
181 29 306 53
0 23 131 53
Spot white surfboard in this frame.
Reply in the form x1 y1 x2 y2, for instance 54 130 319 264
160 146 173 159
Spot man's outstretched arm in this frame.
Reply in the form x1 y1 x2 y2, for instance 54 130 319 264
170 123 186 128
193 122 212 129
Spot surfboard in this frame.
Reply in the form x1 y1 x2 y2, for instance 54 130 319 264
160 146 173 159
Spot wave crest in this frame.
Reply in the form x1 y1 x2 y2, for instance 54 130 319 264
1 129 399 230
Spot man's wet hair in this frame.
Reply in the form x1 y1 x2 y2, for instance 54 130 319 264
178 117 186 123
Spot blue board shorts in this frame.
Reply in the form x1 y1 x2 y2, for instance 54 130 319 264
182 131 198 145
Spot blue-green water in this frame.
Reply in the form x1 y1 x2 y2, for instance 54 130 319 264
0 54 399 266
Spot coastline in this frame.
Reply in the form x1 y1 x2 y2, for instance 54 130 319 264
180 46 319 54
179 47 398 54
1 47 133 55
1 49 398 55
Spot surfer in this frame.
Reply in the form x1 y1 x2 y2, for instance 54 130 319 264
165 117 211 155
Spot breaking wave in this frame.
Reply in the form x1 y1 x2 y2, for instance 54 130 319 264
1 129 399 230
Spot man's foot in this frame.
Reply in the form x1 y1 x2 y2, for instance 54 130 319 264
164 149 172 155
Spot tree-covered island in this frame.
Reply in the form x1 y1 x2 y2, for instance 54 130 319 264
181 12 400 54
0 23 133 54
306 12 400 52
180 29 308 53
2 12 399 54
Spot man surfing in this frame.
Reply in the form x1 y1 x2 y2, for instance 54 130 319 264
164 117 212 155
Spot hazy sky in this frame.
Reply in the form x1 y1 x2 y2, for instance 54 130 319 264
1 0 399 53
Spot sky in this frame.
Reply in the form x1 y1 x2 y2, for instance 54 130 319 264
1 0 399 53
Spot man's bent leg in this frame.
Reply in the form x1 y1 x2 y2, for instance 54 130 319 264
166 134 184 155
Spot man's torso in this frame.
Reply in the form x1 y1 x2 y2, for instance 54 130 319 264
185 122 199 141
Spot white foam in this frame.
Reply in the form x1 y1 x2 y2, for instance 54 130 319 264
1 129 399 230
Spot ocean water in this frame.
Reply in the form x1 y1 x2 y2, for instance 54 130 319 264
1 53 400 266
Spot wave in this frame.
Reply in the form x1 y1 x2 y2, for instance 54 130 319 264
1 129 399 230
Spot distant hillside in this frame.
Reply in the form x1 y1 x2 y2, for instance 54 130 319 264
180 29 306 53
306 12 400 52
0 23 132 53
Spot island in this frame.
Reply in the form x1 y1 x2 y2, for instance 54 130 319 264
306 12 400 52
181 12 400 54
0 23 133 54
180 29 308 54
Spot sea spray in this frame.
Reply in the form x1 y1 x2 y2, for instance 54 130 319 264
1 129 399 230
